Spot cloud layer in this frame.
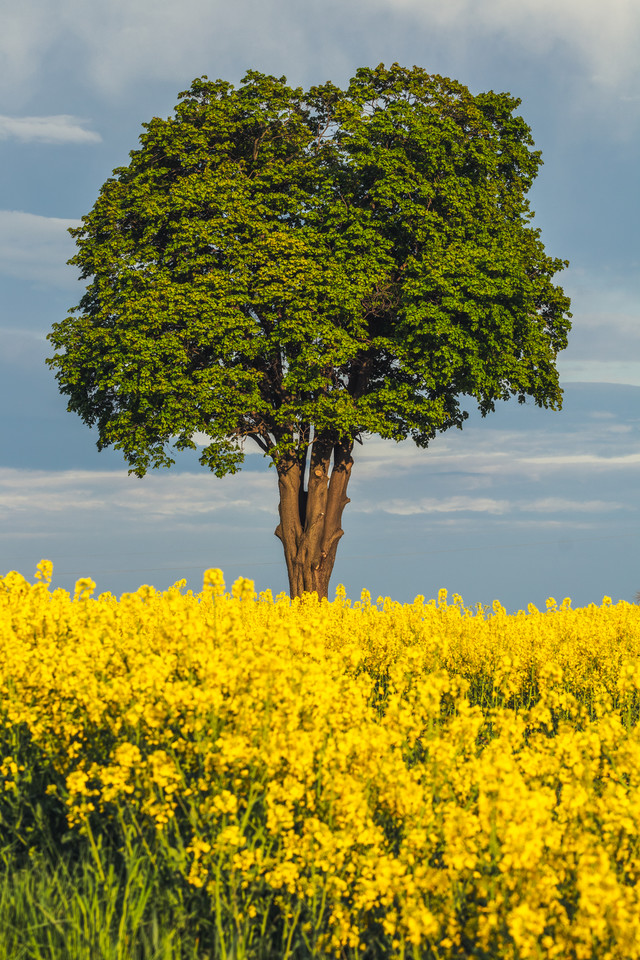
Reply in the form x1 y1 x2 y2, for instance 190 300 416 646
0 211 81 286
0 467 275 523
0 114 101 144
1 384 637 606
1 0 638 105
385 0 640 91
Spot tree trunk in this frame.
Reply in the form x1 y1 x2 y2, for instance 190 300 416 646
274 434 354 600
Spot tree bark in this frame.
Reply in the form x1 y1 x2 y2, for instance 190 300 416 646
274 434 354 600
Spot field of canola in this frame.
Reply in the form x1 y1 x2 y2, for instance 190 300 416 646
1 560 640 959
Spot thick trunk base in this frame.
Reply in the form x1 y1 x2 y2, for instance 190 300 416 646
274 436 353 600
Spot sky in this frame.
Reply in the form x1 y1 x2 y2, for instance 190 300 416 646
0 0 639 611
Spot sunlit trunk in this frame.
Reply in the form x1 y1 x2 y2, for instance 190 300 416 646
274 436 353 600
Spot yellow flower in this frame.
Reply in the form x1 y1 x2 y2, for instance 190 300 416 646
202 567 225 597
2 563 640 958
73 577 96 601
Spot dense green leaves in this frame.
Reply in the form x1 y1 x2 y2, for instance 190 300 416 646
47 63 571 477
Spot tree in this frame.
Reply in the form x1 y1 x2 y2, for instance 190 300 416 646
47 64 571 600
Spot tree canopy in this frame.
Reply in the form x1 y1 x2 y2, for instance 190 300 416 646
47 64 571 598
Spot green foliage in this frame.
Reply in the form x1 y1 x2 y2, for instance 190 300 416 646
47 64 571 477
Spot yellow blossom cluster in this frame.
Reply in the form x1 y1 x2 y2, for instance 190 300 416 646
1 560 640 959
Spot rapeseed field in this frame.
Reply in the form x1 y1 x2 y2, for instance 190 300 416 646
1 560 639 959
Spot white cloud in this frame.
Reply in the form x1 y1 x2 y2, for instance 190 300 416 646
0 210 81 287
559 361 640 387
525 498 625 513
520 452 640 470
354 494 626 517
558 272 640 373
0 398 636 604
382 0 640 92
190 431 264 456
0 467 283 595
356 495 511 515
353 427 640 482
0 468 276 524
0 0 638 106
0 114 101 144
0 1 57 103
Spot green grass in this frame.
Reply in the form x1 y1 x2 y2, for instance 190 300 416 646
0 839 213 960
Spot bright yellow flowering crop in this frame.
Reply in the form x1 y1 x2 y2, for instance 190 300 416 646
1 561 640 959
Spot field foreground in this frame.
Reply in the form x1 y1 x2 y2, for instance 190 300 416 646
1 562 640 959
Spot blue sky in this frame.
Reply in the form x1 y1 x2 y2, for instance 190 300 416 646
0 0 638 610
